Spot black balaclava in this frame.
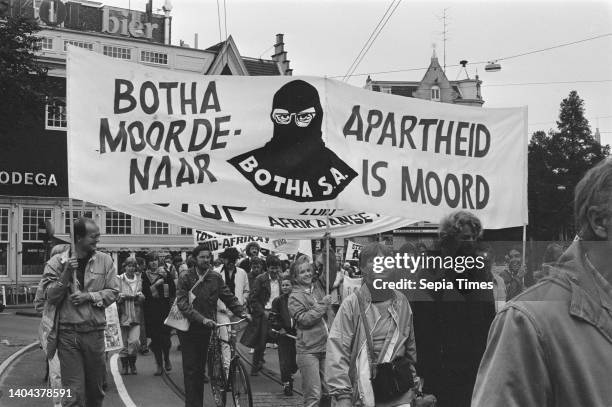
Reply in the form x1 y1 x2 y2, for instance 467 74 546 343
264 80 325 152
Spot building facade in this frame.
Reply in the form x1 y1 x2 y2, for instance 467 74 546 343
365 51 484 107
0 0 290 292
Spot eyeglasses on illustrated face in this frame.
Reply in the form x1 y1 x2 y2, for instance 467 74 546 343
271 107 316 127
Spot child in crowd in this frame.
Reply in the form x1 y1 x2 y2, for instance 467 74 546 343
117 258 145 375
270 277 298 396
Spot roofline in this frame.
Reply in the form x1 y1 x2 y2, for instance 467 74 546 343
38 26 218 56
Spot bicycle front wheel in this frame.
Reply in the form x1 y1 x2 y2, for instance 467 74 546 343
208 336 227 407
229 357 252 407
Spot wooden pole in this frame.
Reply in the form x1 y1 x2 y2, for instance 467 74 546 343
68 198 79 293
325 213 330 295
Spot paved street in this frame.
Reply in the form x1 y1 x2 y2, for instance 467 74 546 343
0 310 303 406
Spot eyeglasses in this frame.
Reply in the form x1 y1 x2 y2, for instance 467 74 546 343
271 108 316 127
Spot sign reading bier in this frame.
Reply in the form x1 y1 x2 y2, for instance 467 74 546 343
102 7 160 40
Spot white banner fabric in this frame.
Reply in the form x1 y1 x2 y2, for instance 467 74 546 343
67 47 528 232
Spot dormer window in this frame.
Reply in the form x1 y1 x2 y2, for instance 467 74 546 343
431 85 441 101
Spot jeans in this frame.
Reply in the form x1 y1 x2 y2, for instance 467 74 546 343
178 327 212 407
296 352 327 407
57 329 106 407
48 353 62 406
119 325 140 358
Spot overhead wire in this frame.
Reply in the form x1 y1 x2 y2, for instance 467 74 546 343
342 0 400 81
345 0 403 81
333 32 612 79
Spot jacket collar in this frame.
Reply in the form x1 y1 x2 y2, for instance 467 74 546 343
357 283 402 323
554 240 612 342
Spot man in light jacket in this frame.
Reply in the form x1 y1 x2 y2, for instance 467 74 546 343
472 158 612 406
43 217 118 407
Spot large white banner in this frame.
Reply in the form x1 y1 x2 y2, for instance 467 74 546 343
67 47 528 234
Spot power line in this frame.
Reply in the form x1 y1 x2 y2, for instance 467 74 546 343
484 79 612 87
342 0 398 81
494 32 612 62
333 32 612 79
346 0 403 80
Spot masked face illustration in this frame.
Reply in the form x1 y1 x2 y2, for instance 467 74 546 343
267 80 324 149
227 79 357 202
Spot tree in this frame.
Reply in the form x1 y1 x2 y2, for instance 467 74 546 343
0 16 56 132
528 91 609 241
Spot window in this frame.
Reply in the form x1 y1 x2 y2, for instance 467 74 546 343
64 210 94 234
36 37 53 50
22 208 52 275
180 227 193 235
105 211 131 234
431 85 441 101
45 101 67 130
103 45 131 60
141 50 168 65
0 208 8 276
64 40 93 51
22 208 52 241
144 220 169 235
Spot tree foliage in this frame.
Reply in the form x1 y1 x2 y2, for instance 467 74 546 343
528 91 609 240
0 16 55 132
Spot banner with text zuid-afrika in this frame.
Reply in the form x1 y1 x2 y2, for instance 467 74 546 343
67 47 527 230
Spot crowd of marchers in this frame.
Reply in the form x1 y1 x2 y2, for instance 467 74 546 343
34 158 612 407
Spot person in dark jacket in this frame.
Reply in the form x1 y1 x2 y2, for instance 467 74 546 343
142 251 176 375
241 257 271 375
411 211 495 407
176 245 250 407
270 277 298 396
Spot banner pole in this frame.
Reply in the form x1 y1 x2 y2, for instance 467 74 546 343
68 198 78 293
325 213 330 295
522 224 527 267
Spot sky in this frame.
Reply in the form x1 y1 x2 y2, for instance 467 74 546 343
107 0 612 144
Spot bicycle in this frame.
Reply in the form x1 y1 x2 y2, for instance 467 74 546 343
208 318 253 407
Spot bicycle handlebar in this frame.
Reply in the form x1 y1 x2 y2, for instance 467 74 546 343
215 317 248 328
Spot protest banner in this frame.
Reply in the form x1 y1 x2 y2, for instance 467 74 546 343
194 230 312 257
344 240 363 261
67 47 527 235
104 302 123 352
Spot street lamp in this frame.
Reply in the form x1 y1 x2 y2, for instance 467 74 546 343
485 61 501 72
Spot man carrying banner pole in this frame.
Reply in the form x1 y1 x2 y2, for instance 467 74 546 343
42 215 118 407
